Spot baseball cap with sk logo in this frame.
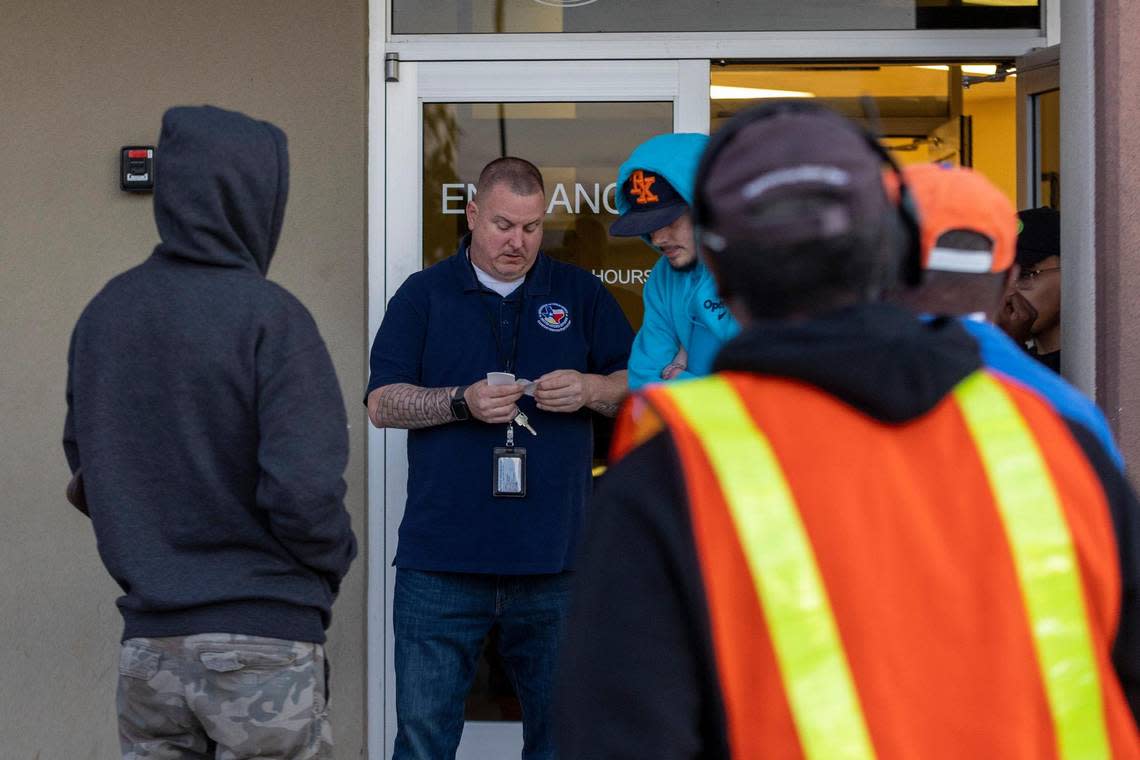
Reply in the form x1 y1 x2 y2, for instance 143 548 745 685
610 169 689 237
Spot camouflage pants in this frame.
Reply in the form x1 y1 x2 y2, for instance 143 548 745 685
117 634 333 759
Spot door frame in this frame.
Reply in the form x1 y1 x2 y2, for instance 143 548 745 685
1015 32 1098 397
1059 0 1097 397
1015 45 1060 209
369 56 708 760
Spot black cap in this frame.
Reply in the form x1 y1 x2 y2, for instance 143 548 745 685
695 107 890 253
609 170 689 237
1016 207 1060 268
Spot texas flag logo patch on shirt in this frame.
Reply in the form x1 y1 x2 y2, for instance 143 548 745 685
537 303 571 332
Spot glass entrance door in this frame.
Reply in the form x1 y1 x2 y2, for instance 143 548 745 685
373 59 708 759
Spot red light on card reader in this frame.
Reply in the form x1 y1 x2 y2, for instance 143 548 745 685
127 149 149 159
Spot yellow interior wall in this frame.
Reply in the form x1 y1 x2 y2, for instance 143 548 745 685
711 64 1018 204
963 77 1018 204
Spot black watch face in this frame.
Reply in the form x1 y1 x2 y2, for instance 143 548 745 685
451 396 469 420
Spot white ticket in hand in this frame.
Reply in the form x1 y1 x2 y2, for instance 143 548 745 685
486 372 536 396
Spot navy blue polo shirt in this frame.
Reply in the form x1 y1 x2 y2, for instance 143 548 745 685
367 242 633 574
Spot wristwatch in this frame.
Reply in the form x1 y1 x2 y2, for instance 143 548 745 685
450 384 470 421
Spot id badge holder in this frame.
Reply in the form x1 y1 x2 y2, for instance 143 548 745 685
493 424 526 498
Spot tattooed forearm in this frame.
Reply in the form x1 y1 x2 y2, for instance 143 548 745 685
585 370 628 418
589 401 620 417
368 384 455 429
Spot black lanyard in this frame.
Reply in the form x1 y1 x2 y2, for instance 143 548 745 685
479 290 523 373
467 250 525 372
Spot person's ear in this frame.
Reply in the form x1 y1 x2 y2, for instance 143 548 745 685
466 200 479 230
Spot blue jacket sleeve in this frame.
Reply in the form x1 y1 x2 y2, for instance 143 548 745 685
684 274 740 377
684 322 716 378
963 319 1125 470
628 260 692 390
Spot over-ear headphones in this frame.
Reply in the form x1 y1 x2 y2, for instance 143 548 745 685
693 99 924 288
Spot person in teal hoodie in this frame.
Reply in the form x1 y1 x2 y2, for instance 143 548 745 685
611 133 740 389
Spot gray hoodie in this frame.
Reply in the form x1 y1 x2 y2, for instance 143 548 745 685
63 105 356 643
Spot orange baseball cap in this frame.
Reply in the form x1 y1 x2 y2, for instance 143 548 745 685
901 163 1017 274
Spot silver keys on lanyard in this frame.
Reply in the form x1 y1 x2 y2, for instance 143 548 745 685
512 409 537 436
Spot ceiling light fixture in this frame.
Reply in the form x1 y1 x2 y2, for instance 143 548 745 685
917 64 1002 77
709 85 815 100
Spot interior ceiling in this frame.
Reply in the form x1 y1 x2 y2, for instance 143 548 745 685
710 62 1016 138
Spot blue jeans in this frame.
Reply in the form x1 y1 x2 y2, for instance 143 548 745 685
393 569 571 760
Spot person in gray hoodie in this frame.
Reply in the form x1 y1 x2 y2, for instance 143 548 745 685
63 105 356 759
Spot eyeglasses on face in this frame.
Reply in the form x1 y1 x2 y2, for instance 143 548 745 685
1017 266 1060 283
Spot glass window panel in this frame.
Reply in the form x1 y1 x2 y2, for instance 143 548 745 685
395 0 1038 34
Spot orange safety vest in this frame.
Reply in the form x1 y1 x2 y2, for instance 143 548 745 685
613 370 1139 760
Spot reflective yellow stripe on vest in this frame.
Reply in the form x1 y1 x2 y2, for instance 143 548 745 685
667 377 877 760
953 371 1110 760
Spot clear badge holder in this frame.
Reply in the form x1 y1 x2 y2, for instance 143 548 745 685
492 423 526 498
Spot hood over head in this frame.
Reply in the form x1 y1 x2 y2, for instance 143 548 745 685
615 133 708 238
153 105 289 275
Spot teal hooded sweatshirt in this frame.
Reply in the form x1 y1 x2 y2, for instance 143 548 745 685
616 132 740 389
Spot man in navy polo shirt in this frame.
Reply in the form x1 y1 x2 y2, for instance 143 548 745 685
366 156 633 759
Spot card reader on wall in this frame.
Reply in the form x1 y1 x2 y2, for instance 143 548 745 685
120 146 154 192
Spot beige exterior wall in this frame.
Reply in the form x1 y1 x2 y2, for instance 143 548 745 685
1096 0 1140 468
0 2 369 756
